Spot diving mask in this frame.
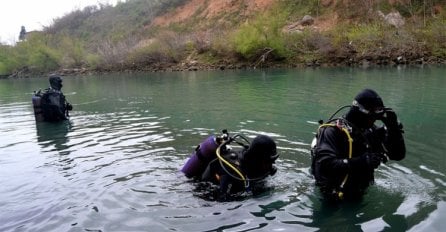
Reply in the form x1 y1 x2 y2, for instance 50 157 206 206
352 100 385 119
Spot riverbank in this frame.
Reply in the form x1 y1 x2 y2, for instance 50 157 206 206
4 50 443 80
4 53 444 79
2 1 445 79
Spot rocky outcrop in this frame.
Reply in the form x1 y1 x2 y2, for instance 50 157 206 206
378 11 405 28
284 15 315 33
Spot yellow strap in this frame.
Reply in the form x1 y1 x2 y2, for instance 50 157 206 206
318 123 353 158
318 122 353 198
216 144 247 186
341 127 353 158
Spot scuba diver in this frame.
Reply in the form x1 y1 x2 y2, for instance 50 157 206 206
311 89 405 202
32 74 73 122
181 129 279 201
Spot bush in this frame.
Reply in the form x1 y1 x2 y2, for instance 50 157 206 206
208 30 235 58
0 33 62 74
126 39 176 66
418 19 446 57
231 9 288 61
344 23 385 53
0 45 15 74
85 53 101 69
96 36 139 68
58 35 86 67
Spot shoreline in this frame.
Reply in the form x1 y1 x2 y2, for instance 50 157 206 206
3 56 445 79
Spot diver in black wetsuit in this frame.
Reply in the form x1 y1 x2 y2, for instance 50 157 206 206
311 89 405 202
182 130 279 201
33 74 73 122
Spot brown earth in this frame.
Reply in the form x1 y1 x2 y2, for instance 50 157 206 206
79 0 446 75
151 0 338 34
5 0 444 79
151 0 277 26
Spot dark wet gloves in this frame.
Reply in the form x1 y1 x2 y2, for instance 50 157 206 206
382 108 405 145
382 109 399 130
349 152 382 170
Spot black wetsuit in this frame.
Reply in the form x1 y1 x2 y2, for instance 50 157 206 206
312 118 405 201
200 149 273 201
41 88 69 121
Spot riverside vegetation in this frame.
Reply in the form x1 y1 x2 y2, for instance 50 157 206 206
0 0 445 78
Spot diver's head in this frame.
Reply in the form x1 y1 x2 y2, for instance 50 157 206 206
241 135 278 178
49 74 63 91
346 88 385 129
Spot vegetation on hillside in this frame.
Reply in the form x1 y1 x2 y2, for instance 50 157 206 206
1 0 445 77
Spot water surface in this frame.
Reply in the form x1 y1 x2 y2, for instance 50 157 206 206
0 66 445 231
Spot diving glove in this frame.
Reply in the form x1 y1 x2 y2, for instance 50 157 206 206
349 152 381 170
382 108 399 129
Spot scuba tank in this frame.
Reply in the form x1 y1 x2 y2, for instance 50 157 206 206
32 90 44 122
183 130 279 198
181 130 229 178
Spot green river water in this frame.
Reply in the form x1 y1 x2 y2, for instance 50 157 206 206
0 66 445 231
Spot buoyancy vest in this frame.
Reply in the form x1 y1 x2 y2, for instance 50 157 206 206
40 89 68 121
311 118 353 199
202 144 248 189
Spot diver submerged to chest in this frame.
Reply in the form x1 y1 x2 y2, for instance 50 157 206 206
181 129 279 201
310 89 406 202
32 74 73 122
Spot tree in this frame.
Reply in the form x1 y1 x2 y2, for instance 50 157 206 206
19 26 26 41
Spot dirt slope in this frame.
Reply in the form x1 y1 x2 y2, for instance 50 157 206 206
151 0 276 26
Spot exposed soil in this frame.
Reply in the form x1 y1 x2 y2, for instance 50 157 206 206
151 0 276 26
152 0 339 33
5 0 444 78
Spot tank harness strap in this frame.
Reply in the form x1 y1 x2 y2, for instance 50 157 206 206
318 120 353 199
216 144 248 188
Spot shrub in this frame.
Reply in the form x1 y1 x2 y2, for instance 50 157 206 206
85 53 101 69
418 19 446 57
58 35 86 67
231 9 288 61
96 36 139 68
344 23 385 53
0 45 15 74
0 33 61 73
126 39 176 66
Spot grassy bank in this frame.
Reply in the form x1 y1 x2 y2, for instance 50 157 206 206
1 0 445 77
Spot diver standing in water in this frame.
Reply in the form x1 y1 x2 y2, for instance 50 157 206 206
181 130 279 201
32 74 73 122
311 89 405 202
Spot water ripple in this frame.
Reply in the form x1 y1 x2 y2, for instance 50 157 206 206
1 69 445 231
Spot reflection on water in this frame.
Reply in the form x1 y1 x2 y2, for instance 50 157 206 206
0 67 445 231
36 121 72 152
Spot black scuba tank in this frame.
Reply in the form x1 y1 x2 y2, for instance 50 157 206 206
32 91 45 122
